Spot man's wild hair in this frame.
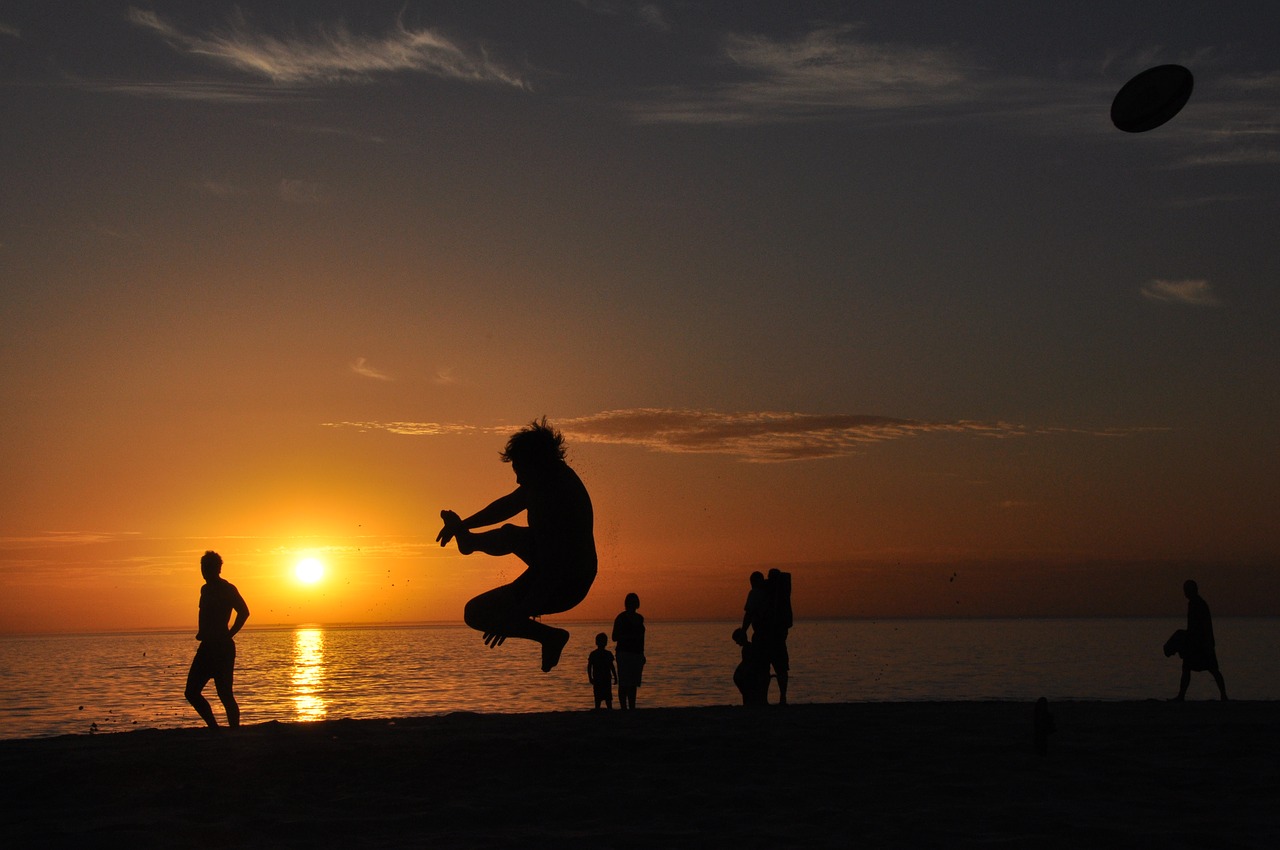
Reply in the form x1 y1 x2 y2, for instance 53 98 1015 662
500 417 567 465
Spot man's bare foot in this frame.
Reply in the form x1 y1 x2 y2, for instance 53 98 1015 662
436 510 456 546
439 510 474 554
541 628 570 672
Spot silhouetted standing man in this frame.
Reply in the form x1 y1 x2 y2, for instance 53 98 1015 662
1174 580 1227 701
185 550 250 728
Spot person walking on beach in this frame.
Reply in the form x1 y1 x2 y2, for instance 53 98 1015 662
185 550 249 729
1173 580 1228 701
587 633 617 710
612 592 646 710
437 418 598 672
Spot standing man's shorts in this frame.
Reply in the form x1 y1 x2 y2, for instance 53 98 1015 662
187 638 236 689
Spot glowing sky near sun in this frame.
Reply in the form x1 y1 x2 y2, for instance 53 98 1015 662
2 2 1279 633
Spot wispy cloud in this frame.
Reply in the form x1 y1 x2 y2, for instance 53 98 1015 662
1176 148 1280 168
193 179 249 198
572 0 670 32
126 7 529 89
558 409 1152 461
351 357 393 381
0 531 142 549
1 21 20 39
629 25 987 125
432 366 460 386
278 178 323 204
1164 69 1280 171
272 120 387 145
86 79 307 103
325 421 481 437
326 408 1160 462
562 409 1014 460
1141 279 1220 306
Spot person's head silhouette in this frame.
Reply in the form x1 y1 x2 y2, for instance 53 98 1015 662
500 418 566 484
200 550 223 582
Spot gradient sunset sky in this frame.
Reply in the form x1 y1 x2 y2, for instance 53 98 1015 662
3 1 1279 633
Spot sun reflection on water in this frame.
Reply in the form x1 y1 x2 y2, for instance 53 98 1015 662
291 628 327 722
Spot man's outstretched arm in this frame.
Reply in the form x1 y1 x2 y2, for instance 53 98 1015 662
461 488 527 528
437 488 528 546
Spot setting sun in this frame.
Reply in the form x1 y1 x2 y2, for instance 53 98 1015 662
295 557 325 585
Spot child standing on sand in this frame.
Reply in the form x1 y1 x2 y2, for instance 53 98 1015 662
587 633 617 710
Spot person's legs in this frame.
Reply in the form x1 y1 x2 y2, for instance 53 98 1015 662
212 645 239 727
454 525 595 672
751 670 770 706
733 663 750 705
464 582 570 671
214 676 240 727
448 522 528 558
185 655 218 727
616 653 640 710
773 639 790 705
1174 664 1191 700
1212 669 1228 700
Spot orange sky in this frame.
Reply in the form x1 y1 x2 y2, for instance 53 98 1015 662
2 2 1279 633
2 418 1277 633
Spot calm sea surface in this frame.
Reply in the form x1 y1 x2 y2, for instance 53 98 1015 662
1 618 1276 739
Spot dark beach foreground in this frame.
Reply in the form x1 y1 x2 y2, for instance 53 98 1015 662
3 701 1277 849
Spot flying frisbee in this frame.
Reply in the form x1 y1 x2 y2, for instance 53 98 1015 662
1111 64 1194 133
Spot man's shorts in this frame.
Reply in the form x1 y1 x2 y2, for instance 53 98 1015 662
188 639 236 686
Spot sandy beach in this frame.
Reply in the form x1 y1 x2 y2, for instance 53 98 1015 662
2 700 1277 848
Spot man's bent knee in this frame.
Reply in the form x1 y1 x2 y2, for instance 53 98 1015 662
463 596 492 631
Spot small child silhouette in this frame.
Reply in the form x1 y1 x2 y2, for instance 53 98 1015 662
732 627 769 707
587 632 617 710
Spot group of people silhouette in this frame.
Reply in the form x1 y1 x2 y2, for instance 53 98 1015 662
182 418 1228 728
586 593 647 710
732 569 793 707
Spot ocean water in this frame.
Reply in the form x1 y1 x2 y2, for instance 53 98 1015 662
1 618 1276 739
